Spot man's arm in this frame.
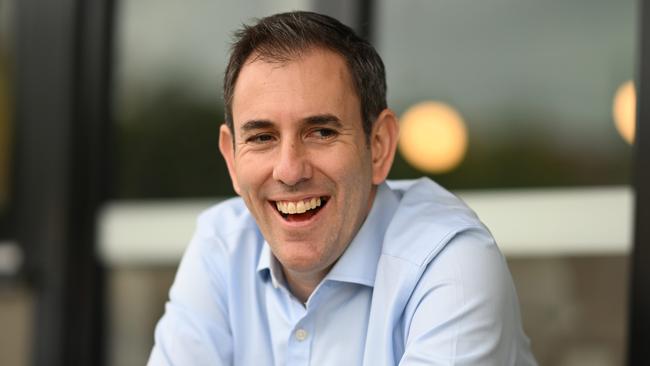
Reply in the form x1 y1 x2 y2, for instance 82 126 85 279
148 221 232 366
399 229 536 366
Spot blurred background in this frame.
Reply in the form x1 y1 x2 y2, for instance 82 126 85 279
0 0 646 365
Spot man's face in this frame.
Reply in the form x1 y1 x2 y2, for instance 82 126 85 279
220 48 385 281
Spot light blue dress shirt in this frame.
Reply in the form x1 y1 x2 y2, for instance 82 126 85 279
149 178 537 365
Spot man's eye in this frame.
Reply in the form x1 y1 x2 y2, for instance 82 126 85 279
246 134 275 144
311 128 338 139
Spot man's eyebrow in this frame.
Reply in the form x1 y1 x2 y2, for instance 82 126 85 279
240 119 274 133
303 114 343 128
239 115 343 133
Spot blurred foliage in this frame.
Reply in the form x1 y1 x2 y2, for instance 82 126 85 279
116 89 234 198
390 120 632 189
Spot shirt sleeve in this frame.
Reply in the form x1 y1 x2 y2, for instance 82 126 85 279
147 220 232 366
398 229 535 366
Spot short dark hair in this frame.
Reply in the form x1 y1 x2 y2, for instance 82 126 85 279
223 11 387 141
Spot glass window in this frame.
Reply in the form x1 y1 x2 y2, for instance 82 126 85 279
377 0 636 189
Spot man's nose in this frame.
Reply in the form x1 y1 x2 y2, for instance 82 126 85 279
272 140 312 186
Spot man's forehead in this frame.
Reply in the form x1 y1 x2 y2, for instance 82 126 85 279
231 47 360 126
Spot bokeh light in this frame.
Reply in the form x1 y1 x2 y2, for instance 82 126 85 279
398 101 468 173
612 80 636 144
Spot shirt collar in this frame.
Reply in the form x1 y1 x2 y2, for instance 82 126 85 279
325 182 399 287
256 241 284 289
256 182 400 288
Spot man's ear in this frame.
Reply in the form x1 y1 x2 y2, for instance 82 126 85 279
370 108 399 185
219 124 241 194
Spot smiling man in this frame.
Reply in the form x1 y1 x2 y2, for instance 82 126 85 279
149 11 537 366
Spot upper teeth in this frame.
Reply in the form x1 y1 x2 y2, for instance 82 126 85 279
276 197 322 214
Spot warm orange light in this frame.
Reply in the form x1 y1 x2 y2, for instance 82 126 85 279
612 80 636 144
398 101 468 173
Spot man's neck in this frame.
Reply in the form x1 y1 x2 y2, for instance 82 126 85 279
282 266 330 304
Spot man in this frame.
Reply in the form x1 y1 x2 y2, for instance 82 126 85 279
149 11 536 366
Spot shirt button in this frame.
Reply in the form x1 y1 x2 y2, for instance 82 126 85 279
295 328 308 341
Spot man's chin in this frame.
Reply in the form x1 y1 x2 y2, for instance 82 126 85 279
274 251 330 276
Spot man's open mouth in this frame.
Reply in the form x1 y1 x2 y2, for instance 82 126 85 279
272 196 329 222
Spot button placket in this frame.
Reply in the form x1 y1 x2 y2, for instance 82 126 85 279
286 322 312 365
